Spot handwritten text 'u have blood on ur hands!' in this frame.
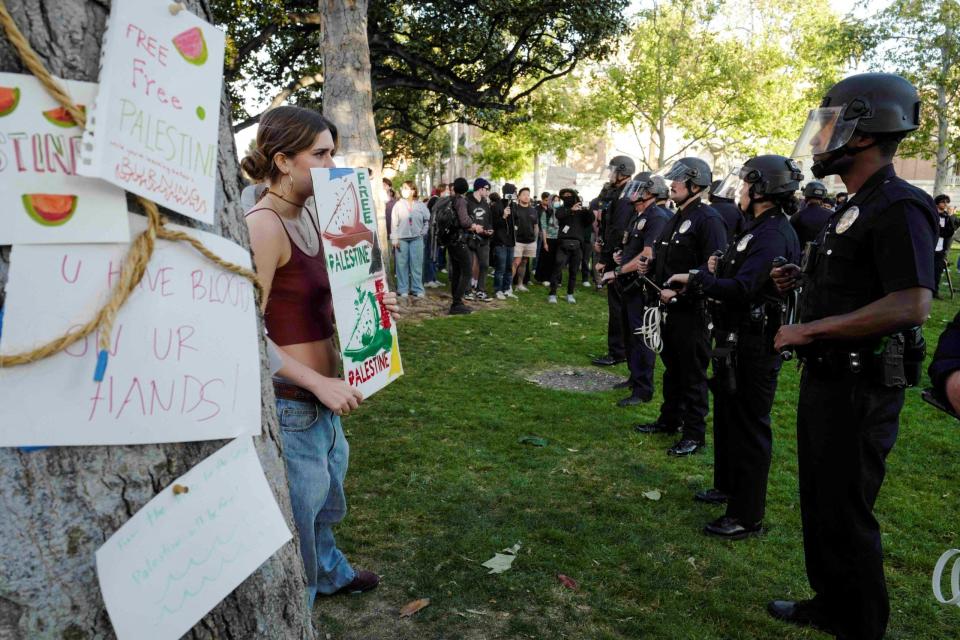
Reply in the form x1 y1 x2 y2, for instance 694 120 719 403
56 253 255 423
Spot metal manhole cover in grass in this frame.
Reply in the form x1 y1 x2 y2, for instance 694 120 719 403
526 368 624 392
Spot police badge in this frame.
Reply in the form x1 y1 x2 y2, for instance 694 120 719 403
679 220 692 234
637 218 646 230
835 206 859 234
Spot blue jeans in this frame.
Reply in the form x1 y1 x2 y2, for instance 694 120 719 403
277 397 355 605
493 245 515 292
395 237 425 294
423 237 437 283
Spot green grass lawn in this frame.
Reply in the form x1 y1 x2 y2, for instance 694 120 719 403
316 270 960 639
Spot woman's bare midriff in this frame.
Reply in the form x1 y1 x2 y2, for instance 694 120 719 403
279 339 340 379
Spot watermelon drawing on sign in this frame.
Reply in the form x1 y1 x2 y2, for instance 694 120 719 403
0 86 20 116
172 27 209 66
343 288 393 363
42 105 85 128
22 194 78 226
322 182 374 250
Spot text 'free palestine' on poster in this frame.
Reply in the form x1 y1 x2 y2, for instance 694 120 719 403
311 167 403 398
96 437 292 640
79 0 225 224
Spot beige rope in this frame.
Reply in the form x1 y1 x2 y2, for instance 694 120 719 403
0 1 263 377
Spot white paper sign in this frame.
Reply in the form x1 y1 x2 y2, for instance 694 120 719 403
311 168 403 397
0 214 260 446
545 165 577 192
79 0 225 223
96 437 292 640
0 72 130 244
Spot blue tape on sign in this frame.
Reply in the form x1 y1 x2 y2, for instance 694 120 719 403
0 307 4 340
93 349 109 382
19 446 50 452
328 168 354 180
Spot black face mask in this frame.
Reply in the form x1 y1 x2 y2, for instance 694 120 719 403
561 195 577 208
811 138 876 179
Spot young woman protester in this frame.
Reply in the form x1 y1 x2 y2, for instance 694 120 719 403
241 106 398 604
391 181 431 298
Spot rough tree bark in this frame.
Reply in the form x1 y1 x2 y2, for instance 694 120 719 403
933 21 954 197
0 1 314 638
320 0 390 272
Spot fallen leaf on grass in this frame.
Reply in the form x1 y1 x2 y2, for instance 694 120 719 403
642 489 662 501
465 609 488 615
556 573 578 590
566 448 579 453
518 435 547 447
687 557 697 569
482 542 522 574
399 598 430 618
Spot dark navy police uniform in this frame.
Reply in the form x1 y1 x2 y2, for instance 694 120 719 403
599 184 634 360
711 198 743 238
616 204 670 398
795 163 936 638
651 197 727 443
692 208 800 525
790 203 833 246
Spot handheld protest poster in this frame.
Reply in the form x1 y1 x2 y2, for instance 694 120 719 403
311 167 403 397
96 437 293 640
78 0 225 224
0 72 129 244
0 214 261 446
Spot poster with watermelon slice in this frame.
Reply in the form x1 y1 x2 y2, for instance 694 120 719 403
77 0 225 224
0 71 129 244
312 167 402 398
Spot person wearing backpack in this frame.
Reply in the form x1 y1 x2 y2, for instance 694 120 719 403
440 177 482 314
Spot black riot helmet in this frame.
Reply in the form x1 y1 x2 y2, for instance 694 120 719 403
710 179 733 203
802 181 828 199
661 157 713 188
792 73 921 178
607 155 636 181
740 155 803 196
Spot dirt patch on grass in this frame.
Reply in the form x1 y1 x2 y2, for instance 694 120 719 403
395 288 508 322
525 368 625 392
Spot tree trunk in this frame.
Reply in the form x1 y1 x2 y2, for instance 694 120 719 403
934 23 953 197
0 2 314 638
320 0 390 277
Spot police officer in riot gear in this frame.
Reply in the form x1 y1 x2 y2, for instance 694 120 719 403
635 158 727 456
592 155 636 366
709 178 743 237
668 156 801 539
601 173 671 406
792 181 833 246
770 73 937 638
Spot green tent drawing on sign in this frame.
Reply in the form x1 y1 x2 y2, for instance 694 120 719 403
343 287 393 362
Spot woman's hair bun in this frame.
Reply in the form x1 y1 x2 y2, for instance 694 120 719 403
241 148 270 181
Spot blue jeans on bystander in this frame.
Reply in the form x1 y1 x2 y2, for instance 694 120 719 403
493 245 515 293
395 236 425 295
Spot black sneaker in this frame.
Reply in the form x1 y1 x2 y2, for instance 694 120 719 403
703 515 762 540
766 599 838 634
694 488 728 505
667 438 705 456
617 393 652 407
634 422 681 434
449 304 472 315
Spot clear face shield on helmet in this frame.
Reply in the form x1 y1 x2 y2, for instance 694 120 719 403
791 105 860 159
607 164 626 183
658 160 700 184
621 179 647 203
712 167 742 203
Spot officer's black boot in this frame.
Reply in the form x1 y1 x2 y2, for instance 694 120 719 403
634 421 681 434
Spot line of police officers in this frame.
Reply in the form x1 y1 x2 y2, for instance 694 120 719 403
590 72 937 640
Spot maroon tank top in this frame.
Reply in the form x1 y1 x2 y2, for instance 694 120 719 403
247 207 334 345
